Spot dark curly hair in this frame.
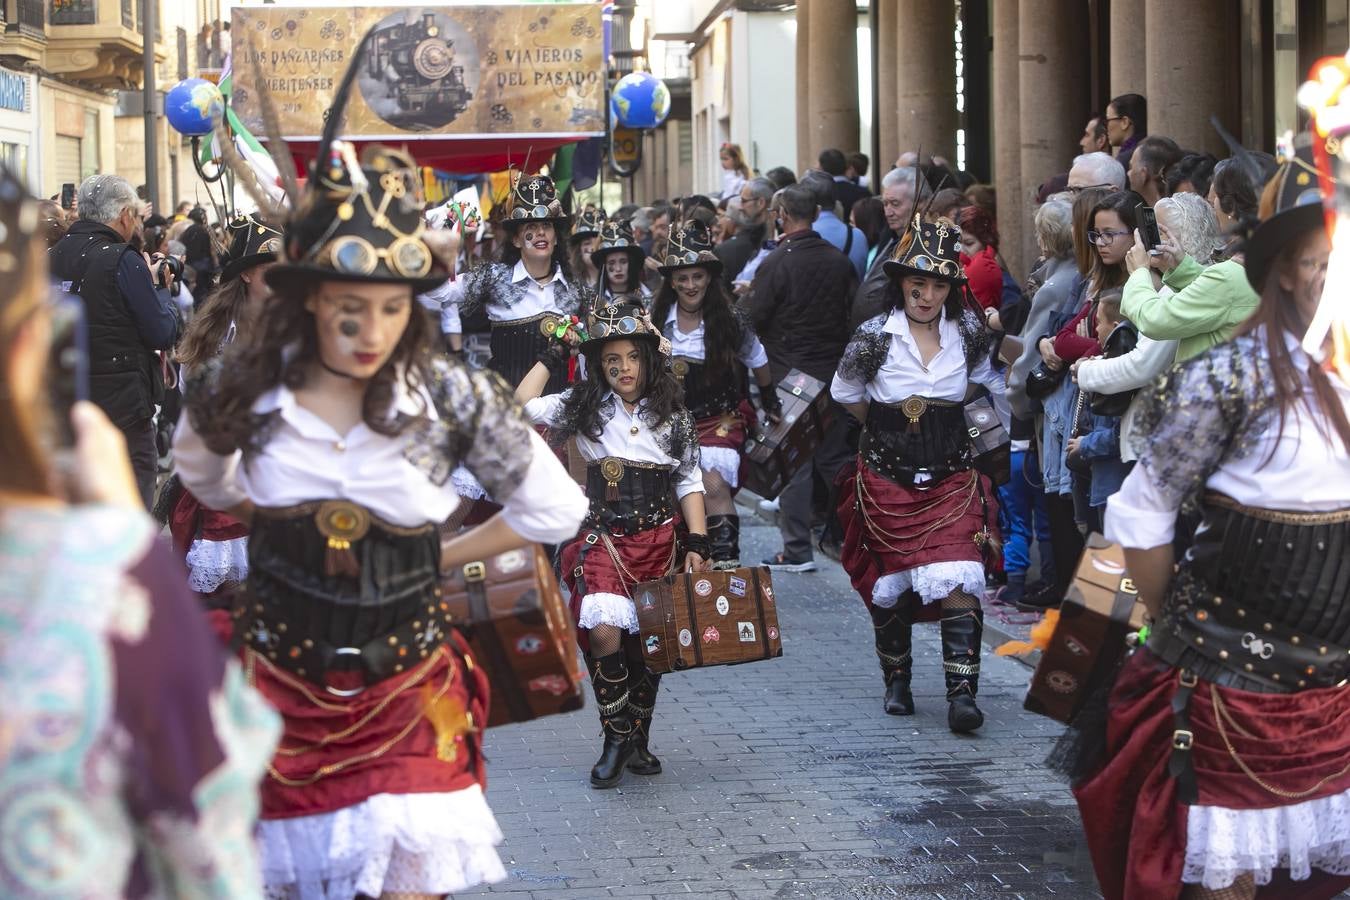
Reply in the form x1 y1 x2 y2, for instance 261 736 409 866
557 338 683 444
649 271 742 385
188 280 434 457
500 219 575 283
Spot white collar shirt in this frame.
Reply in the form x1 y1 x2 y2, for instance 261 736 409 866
437 260 573 332
663 306 769 369
524 390 705 499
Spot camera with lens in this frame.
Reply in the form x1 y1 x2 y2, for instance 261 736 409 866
154 253 184 297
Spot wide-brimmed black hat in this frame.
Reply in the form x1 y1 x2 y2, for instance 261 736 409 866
501 171 569 229
571 205 607 240
658 219 722 277
221 213 282 282
1245 135 1330 294
579 297 665 354
591 218 646 271
265 144 448 296
883 213 965 284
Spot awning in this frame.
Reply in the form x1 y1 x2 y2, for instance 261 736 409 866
270 135 589 177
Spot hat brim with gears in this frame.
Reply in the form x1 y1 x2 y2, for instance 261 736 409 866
882 214 967 286
657 219 723 278
500 171 571 231
265 145 450 297
579 298 667 355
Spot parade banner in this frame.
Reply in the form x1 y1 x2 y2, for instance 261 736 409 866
230 5 605 140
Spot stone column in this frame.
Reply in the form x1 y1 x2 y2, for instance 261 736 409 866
876 0 899 172
893 0 957 164
805 0 860 168
1109 0 1146 98
796 0 812 173
1019 0 1088 269
992 0 1023 280
1145 0 1230 155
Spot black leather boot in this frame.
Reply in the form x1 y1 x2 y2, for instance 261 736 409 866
707 514 741 570
870 601 914 715
589 651 636 788
941 607 985 734
626 667 663 775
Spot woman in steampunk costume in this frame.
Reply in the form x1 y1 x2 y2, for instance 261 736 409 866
832 211 1007 734
441 172 591 393
592 217 653 310
1072 140 1350 899
650 219 781 568
568 204 607 289
161 212 281 612
516 299 710 789
173 127 588 895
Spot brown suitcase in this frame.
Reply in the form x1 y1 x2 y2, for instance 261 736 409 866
633 567 784 674
742 369 836 500
964 396 1010 485
442 545 585 728
1024 534 1149 724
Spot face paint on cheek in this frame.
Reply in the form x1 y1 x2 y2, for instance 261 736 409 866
910 289 921 301
608 367 621 379
338 319 360 337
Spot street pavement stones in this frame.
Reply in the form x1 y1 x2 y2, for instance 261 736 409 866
472 519 1101 900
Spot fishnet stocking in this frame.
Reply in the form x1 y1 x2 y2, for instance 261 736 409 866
1182 874 1256 900
702 469 736 515
941 589 981 613
588 623 623 657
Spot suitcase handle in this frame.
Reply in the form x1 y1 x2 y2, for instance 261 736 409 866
681 570 703 669
750 567 772 659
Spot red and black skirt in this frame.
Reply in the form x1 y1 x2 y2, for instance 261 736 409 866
561 519 680 652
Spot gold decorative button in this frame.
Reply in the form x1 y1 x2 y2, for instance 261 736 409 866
334 441 346 452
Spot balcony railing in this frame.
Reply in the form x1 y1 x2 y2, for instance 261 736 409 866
49 0 93 26
16 0 45 33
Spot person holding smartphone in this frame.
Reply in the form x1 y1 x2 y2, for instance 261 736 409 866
516 299 709 789
0 166 280 897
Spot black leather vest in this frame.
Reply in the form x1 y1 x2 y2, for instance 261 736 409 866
860 398 971 486
49 221 162 427
584 458 676 535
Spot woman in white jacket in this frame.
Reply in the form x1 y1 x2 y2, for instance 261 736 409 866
1071 193 1219 461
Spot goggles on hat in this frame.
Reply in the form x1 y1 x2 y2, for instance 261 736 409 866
590 315 641 338
510 205 555 220
665 250 703 266
325 234 433 278
906 254 962 278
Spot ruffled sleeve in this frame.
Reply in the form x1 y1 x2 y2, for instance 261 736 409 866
833 314 888 404
1129 338 1270 512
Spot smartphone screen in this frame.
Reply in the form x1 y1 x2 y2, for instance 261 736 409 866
47 287 89 451
60 182 75 211
1139 206 1161 250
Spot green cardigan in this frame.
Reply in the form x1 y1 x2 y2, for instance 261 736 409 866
1120 256 1260 362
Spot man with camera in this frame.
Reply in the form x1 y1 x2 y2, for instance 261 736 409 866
49 174 180 510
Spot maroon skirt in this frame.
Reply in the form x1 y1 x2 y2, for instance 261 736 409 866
695 402 753 451
1074 647 1350 899
561 519 679 653
834 459 999 617
247 633 490 820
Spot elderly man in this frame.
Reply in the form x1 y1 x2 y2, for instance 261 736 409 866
1066 150 1127 195
849 164 933 328
716 176 774 283
49 174 179 509
747 184 857 572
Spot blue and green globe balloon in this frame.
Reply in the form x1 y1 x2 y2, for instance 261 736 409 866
610 72 671 130
165 78 225 137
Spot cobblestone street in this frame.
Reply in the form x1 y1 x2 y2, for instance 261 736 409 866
474 516 1100 900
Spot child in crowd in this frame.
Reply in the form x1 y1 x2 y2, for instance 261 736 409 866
1066 288 1133 534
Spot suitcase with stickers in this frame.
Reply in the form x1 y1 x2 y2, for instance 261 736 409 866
632 567 784 674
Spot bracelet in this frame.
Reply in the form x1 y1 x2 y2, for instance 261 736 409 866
684 533 712 559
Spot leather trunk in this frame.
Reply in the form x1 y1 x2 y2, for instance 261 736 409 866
742 369 835 500
1024 534 1148 724
442 545 585 728
633 567 784 674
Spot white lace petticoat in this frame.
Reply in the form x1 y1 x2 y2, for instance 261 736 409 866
872 561 986 607
577 591 640 633
699 446 741 489
1183 785 1350 889
451 465 488 501
259 786 506 900
185 537 249 594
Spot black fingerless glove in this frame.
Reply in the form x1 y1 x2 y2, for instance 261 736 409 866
684 533 712 559
537 340 570 372
757 385 782 417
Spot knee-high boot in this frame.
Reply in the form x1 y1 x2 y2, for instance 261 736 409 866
589 651 636 788
940 596 984 734
870 598 914 715
626 667 663 775
707 514 741 570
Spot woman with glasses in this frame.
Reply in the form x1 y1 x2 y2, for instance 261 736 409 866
650 219 780 569
832 211 1008 734
173 142 588 899
441 172 591 395
516 299 709 789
